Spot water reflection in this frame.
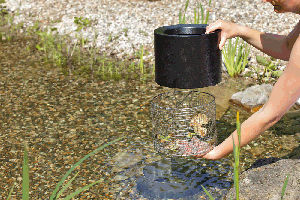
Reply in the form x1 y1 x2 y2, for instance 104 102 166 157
133 157 232 199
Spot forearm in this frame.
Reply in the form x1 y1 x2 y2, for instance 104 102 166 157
237 25 290 60
212 110 278 159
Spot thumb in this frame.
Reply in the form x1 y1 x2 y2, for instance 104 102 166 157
219 34 227 50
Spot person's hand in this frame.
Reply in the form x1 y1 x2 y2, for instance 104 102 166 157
193 146 222 160
205 19 242 50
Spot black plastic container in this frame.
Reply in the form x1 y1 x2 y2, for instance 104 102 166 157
154 24 221 89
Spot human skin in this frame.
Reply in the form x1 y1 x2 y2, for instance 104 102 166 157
197 0 300 160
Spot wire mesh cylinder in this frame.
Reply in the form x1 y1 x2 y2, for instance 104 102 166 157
150 90 217 157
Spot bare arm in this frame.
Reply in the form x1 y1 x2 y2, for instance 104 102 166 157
202 34 300 160
206 20 300 61
238 20 300 61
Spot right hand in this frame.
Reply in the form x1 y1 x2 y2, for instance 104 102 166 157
205 19 242 50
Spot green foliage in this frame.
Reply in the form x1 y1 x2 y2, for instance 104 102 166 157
0 0 8 16
222 37 250 77
74 16 91 31
179 0 211 24
179 0 189 24
6 183 15 200
22 144 30 200
253 55 283 84
281 174 289 200
232 111 241 199
8 137 123 200
201 185 215 200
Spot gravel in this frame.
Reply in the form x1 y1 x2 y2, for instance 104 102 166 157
3 0 299 64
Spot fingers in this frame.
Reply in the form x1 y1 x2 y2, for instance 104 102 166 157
205 20 223 34
219 34 227 50
193 146 219 160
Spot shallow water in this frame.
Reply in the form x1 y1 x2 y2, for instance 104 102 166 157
0 39 299 199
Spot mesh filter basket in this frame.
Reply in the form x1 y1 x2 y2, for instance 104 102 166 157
150 90 217 157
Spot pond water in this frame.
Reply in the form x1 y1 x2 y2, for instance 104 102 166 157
0 40 299 199
95 78 299 200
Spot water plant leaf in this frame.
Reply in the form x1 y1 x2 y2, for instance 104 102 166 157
55 171 80 199
201 185 215 200
49 137 124 200
62 180 102 200
256 55 271 67
22 144 30 200
223 37 249 77
281 174 289 200
232 111 241 200
6 182 15 200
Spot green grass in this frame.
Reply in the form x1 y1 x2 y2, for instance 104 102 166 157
7 137 123 200
222 37 250 77
0 12 154 82
253 55 282 83
179 0 212 24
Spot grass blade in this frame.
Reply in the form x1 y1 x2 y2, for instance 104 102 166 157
200 4 204 24
62 180 102 200
201 185 215 200
184 0 189 13
204 10 210 24
49 137 123 200
233 111 241 199
56 171 80 199
281 174 289 200
194 8 197 24
6 183 16 200
179 9 183 24
22 144 30 200
208 0 212 6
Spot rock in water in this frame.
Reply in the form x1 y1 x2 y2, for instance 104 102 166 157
230 84 273 112
225 159 300 200
230 83 300 112
111 151 143 173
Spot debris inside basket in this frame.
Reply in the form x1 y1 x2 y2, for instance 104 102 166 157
164 137 213 156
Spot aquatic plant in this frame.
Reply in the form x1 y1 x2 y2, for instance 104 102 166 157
253 55 282 83
0 11 154 82
222 37 250 77
6 137 123 200
73 16 91 31
179 0 212 24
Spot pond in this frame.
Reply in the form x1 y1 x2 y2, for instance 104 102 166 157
0 40 299 200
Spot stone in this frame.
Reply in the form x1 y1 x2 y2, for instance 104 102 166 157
230 84 273 112
114 175 128 181
200 77 253 120
111 151 143 173
230 83 300 113
225 159 300 200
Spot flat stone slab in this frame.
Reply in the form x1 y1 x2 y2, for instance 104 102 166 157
230 83 300 113
225 159 300 200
